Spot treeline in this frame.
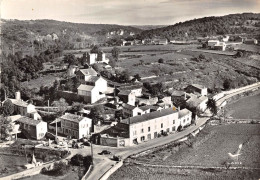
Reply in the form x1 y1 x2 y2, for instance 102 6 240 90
0 48 63 101
140 13 260 39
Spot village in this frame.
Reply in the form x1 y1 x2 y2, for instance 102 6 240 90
1 31 260 179
1 5 260 179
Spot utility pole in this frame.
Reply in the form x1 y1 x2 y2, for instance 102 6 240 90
48 99 50 113
91 140 94 165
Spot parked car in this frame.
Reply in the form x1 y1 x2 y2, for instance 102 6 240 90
112 155 121 161
99 150 111 155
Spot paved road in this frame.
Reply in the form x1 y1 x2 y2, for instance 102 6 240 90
85 82 260 180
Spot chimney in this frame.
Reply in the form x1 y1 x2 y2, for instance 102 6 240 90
15 91 21 101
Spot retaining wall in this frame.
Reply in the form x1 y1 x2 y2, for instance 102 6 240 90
99 161 123 180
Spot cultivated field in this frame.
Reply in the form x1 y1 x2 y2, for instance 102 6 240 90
225 91 260 119
110 124 260 180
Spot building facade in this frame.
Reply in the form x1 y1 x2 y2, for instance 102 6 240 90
58 113 92 139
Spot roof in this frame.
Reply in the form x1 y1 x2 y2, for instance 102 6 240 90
100 123 129 138
16 116 43 126
77 84 95 91
121 108 178 125
139 105 152 111
122 103 139 111
78 68 98 76
118 90 132 96
169 90 185 97
85 76 101 82
186 94 208 107
57 113 90 123
8 115 22 122
179 108 192 119
8 99 28 107
190 84 206 90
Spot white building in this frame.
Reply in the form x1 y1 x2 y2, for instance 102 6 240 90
178 108 192 127
186 93 208 112
76 68 98 84
186 84 208 96
16 116 47 140
77 84 106 104
208 40 220 48
120 108 180 146
57 113 92 139
122 104 144 117
87 52 109 65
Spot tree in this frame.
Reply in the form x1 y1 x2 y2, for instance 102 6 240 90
109 58 116 68
71 102 84 112
0 116 14 140
90 45 100 54
2 99 14 116
89 105 104 124
133 74 141 81
111 47 120 61
52 98 68 115
207 98 218 116
223 79 231 90
158 58 164 63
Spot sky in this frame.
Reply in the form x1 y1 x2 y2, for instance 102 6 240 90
1 0 260 25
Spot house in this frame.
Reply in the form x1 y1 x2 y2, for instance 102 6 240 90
214 42 226 51
222 35 229 42
118 84 143 97
186 93 208 112
244 38 258 45
208 40 220 48
169 90 186 101
178 108 192 127
57 113 92 139
122 104 144 117
154 39 168 45
118 90 136 106
85 76 107 93
77 84 106 104
16 116 47 140
138 105 151 114
86 52 109 65
186 84 208 96
76 68 98 84
4 92 41 120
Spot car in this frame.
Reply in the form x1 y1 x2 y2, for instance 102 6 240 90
99 150 111 155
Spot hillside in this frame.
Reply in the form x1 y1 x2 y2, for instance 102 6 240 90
139 13 260 40
131 25 167 30
1 19 142 53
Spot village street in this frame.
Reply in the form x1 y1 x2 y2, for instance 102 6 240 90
83 82 260 180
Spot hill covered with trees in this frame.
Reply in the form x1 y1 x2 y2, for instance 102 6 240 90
1 19 142 54
139 13 260 40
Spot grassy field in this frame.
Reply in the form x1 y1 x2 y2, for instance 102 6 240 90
110 124 260 180
21 73 63 91
225 91 260 119
0 155 29 177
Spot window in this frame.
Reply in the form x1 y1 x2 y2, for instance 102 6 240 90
172 127 175 131
173 120 175 124
148 127 150 132
138 112 141 115
184 119 186 123
161 123 163 128
65 129 68 133
141 128 144 133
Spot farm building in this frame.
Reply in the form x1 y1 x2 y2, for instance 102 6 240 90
185 84 208 96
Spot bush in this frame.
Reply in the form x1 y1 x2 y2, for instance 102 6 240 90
41 161 69 176
70 154 84 166
158 58 164 63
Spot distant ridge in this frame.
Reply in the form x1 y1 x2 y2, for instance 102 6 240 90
139 13 260 39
